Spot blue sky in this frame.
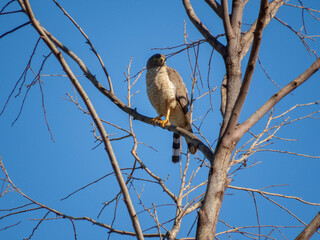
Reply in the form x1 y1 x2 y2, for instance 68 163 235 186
1 0 320 239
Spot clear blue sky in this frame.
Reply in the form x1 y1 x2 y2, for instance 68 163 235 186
1 0 320 239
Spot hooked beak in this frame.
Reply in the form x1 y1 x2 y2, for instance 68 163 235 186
159 56 166 64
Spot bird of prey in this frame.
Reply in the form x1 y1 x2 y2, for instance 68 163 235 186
146 53 197 162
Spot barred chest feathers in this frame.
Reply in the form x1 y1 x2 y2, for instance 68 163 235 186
146 67 177 116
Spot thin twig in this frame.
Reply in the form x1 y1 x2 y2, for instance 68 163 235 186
0 21 31 39
229 185 320 206
26 211 50 240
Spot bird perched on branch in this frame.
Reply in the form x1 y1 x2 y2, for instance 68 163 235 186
146 53 197 162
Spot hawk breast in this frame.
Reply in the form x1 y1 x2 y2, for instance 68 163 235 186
146 67 177 116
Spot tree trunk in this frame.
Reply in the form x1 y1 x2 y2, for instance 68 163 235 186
295 212 320 240
196 139 234 239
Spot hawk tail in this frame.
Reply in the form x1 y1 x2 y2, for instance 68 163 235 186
172 133 181 163
172 131 197 163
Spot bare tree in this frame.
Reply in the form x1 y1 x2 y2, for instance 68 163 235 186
0 0 320 239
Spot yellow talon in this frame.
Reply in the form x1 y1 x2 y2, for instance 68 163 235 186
151 108 171 127
160 108 171 127
158 118 169 127
151 115 163 124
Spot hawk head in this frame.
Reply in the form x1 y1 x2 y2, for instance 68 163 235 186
147 54 167 69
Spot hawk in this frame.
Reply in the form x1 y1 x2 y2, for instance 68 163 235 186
146 54 197 163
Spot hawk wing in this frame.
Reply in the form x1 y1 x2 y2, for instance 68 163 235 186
166 67 190 114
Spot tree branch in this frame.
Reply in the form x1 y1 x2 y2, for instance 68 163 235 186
0 21 31 39
230 0 244 37
229 185 320 206
221 0 234 40
237 57 320 139
204 0 223 19
182 0 227 58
